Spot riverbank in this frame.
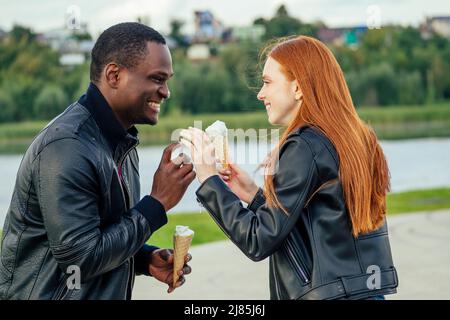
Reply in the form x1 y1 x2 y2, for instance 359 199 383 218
1 103 450 154
1 187 450 248
1 189 450 249
146 187 450 248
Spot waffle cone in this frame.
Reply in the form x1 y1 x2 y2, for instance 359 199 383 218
173 234 193 287
212 135 229 169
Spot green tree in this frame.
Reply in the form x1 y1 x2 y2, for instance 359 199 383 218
396 71 425 105
346 63 398 106
34 86 69 120
254 4 318 39
0 90 15 122
170 19 189 48
9 25 36 43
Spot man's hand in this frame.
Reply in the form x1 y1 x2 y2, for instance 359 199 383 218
151 143 196 211
148 248 192 293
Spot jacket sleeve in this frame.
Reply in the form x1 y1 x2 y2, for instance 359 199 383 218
35 138 167 281
134 244 159 276
195 136 318 261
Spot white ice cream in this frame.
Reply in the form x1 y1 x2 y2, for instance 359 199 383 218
205 120 227 137
174 225 195 237
205 120 229 167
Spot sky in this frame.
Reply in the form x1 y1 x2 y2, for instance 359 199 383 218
1 0 449 37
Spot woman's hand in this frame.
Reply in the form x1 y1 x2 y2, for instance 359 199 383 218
219 162 259 204
179 127 218 184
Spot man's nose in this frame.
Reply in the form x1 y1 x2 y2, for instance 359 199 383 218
158 84 170 100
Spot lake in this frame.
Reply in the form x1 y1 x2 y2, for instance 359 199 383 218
1 137 450 227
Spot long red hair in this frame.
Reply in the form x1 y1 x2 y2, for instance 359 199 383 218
261 36 390 236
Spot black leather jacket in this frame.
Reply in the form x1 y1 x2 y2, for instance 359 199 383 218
196 125 398 300
0 84 167 300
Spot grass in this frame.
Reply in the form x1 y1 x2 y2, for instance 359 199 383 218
1 188 450 250
386 188 450 214
1 103 450 154
146 187 450 248
145 212 228 249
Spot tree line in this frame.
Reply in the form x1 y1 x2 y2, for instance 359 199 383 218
1 5 449 123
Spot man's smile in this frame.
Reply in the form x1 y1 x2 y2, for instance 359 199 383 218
146 99 161 113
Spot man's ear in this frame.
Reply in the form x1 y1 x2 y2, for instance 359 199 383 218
103 63 122 89
293 80 303 101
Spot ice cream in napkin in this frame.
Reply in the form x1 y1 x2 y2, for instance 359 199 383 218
205 120 229 169
173 225 194 287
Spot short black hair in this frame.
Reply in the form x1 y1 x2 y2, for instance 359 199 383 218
90 22 166 83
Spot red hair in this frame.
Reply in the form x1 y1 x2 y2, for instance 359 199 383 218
261 36 390 236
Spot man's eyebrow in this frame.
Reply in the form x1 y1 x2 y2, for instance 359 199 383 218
150 71 174 78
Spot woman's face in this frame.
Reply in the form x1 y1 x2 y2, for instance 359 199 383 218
257 57 302 126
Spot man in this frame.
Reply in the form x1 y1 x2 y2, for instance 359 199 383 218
0 22 195 299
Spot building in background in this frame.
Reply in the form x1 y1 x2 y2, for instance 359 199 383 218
36 23 94 66
193 10 224 43
421 16 450 39
317 26 368 47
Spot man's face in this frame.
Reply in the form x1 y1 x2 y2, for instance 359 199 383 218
114 42 173 127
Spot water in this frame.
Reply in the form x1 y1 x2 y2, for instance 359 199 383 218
1 138 450 227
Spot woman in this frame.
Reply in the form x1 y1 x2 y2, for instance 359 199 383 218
180 36 398 300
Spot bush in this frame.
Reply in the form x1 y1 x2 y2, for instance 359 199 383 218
347 63 398 106
0 90 16 122
33 85 68 120
347 65 426 106
396 71 425 105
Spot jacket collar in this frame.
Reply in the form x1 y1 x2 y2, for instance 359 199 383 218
78 82 138 154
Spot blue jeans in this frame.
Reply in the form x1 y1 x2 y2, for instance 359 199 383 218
366 295 385 300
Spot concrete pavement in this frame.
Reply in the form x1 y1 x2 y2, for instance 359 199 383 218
132 210 450 300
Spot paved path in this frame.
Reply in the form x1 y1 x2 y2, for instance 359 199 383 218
133 210 450 300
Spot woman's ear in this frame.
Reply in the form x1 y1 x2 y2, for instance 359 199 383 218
292 80 303 101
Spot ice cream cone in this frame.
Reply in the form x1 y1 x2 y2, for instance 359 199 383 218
173 228 194 287
213 135 229 169
205 120 229 170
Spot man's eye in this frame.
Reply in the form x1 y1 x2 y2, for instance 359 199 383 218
151 76 164 84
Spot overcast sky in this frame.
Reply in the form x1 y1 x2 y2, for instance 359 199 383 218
1 0 449 37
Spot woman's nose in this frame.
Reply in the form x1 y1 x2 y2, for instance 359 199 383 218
257 88 264 101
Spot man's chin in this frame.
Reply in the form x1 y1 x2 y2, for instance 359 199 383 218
146 117 158 125
139 114 158 126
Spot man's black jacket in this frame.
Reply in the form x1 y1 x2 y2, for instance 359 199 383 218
0 83 167 299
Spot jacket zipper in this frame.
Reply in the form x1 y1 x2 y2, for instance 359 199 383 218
117 141 139 207
116 140 139 299
288 237 311 281
271 257 282 299
284 239 310 283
